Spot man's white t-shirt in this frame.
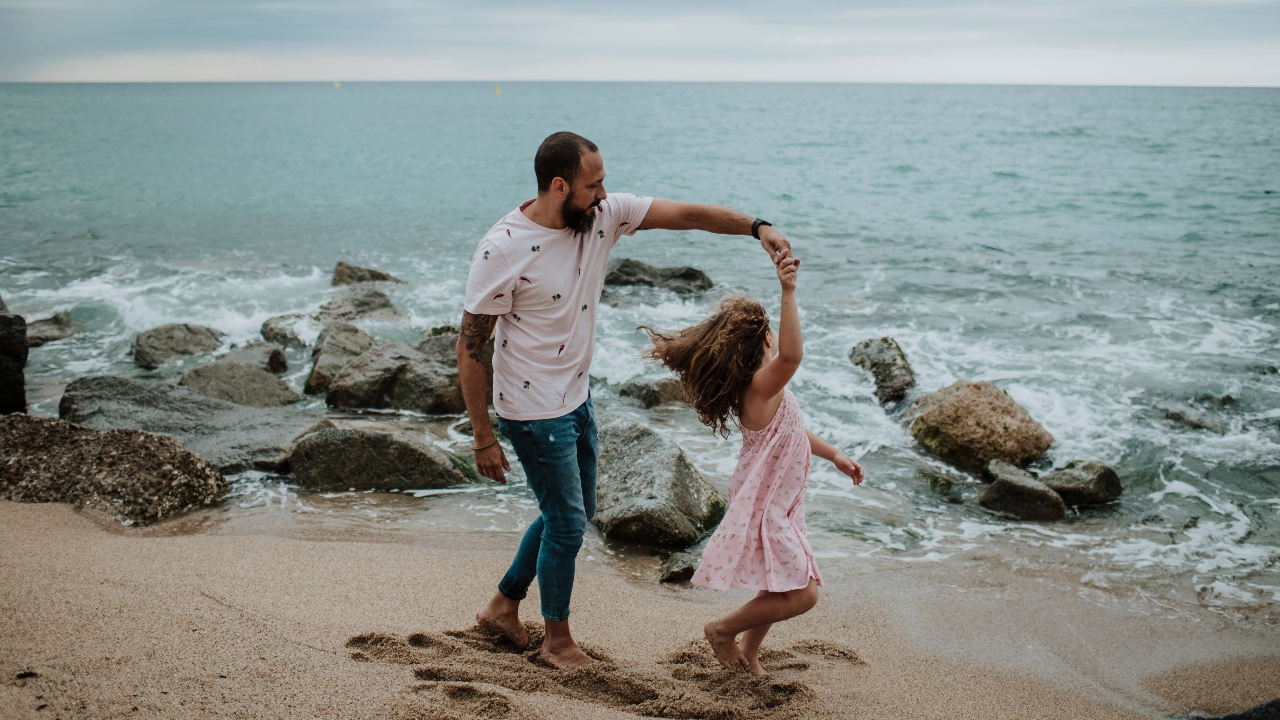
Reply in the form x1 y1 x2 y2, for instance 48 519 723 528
463 193 653 421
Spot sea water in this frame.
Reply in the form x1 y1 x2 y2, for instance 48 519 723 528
2 82 1278 616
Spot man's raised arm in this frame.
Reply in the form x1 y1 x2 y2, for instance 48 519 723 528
638 199 792 263
457 311 510 484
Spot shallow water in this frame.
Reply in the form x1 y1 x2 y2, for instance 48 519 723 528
2 82 1278 617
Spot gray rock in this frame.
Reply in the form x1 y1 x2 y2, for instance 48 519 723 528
1039 460 1122 507
132 323 225 368
455 415 502 437
179 362 301 407
620 376 685 408
595 418 726 546
850 337 915 404
0 293 5 313
0 413 225 526
417 331 494 387
659 538 708 583
326 344 463 415
428 324 459 336
332 261 405 286
216 341 287 374
290 428 476 491
262 314 308 348
316 286 404 322
979 459 1065 521
59 375 325 473
305 322 376 395
1158 403 1227 435
26 311 77 347
0 309 27 414
903 380 1054 473
605 258 713 294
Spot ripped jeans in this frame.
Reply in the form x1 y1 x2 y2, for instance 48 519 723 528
496 397 597 622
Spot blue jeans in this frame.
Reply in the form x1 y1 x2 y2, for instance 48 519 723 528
496 397 598 622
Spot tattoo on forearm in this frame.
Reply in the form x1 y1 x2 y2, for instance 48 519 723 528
460 312 496 364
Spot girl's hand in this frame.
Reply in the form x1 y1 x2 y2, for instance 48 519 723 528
833 453 864 485
776 252 799 292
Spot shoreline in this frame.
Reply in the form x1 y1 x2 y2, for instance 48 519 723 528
2 500 1278 719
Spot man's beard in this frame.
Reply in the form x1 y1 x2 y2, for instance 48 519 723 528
561 189 600 236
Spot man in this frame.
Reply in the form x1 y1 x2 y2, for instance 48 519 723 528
457 131 791 670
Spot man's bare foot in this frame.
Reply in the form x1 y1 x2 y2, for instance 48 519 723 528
704 621 747 671
476 592 529 650
540 619 594 670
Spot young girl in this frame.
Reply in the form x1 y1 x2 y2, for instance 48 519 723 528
641 251 864 675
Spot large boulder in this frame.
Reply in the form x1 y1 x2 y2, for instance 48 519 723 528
132 323 225 368
316 286 404 322
305 322 376 394
979 460 1065 521
26 311 77 347
0 413 225 525
290 428 476 491
903 380 1054 472
332 261 405 286
216 342 287 374
1039 460 1122 507
326 344 463 414
59 375 326 473
595 418 725 546
179 362 301 407
417 331 494 390
620 376 685 409
0 307 27 414
605 258 713 294
261 314 308 348
850 337 915 404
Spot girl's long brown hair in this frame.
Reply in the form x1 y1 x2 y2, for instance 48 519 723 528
639 295 770 438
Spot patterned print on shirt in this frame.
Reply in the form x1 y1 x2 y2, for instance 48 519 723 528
520 276 532 284
505 229 512 239
499 392 504 401
512 313 521 322
581 304 587 312
597 229 605 239
522 381 530 389
483 250 489 260
552 293 561 301
558 344 565 356
501 339 507 348
531 245 540 252
493 293 505 300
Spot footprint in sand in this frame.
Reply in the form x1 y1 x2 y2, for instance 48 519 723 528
346 625 866 720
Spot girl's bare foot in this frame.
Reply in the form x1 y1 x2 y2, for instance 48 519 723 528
704 621 747 671
476 593 529 650
740 645 767 676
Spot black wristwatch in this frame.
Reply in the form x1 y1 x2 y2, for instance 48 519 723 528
751 218 772 240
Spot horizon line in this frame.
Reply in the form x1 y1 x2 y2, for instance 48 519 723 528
2 79 1278 90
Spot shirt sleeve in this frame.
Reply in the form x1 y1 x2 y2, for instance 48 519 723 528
463 239 515 316
605 193 653 246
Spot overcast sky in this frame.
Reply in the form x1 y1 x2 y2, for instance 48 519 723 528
1 0 1277 85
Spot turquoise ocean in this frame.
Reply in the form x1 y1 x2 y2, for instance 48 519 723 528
2 82 1278 617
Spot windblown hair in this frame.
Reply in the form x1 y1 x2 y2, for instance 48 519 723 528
640 296 771 438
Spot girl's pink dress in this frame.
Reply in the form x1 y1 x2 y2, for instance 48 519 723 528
691 388 822 592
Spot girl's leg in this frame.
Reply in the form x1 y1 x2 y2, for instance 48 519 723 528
739 618 772 676
705 579 819 671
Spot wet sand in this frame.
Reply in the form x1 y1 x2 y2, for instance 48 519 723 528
1 500 1278 719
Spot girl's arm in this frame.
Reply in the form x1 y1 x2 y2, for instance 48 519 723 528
805 428 865 485
748 253 802 399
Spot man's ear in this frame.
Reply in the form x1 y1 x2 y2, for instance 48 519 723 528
551 176 569 197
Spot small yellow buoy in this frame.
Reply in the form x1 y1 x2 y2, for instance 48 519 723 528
494 85 501 95
334 82 341 90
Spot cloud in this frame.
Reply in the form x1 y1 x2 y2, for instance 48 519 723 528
1 0 1277 85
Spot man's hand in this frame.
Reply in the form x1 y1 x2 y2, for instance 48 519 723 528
475 441 511 484
758 225 792 265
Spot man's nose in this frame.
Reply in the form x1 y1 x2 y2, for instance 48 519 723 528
597 184 608 201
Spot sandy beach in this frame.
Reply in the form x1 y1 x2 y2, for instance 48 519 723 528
2 499 1277 720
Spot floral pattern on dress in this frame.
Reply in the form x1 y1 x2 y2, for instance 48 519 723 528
691 388 822 593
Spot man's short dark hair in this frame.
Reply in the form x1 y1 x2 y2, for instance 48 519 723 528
535 132 599 193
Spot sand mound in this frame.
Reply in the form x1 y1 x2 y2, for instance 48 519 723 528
348 625 867 720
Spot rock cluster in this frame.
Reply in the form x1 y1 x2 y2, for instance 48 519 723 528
620 376 685 408
979 458 1122 520
326 344 465 415
26 311 77 347
290 428 475 491
216 342 287 374
60 375 325 473
903 380 1054 472
306 322 377 394
332 261 404 286
594 417 725 547
605 258 713 294
0 413 225 525
0 299 26 414
179 362 301 407
850 337 915 404
132 323 224 368
317 286 404 322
